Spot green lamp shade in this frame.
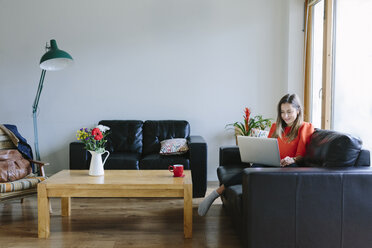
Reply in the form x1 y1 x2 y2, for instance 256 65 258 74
39 39 73 71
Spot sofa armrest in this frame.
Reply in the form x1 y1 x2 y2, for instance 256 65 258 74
189 135 207 198
219 146 248 167
355 149 370 166
28 159 49 177
241 167 372 248
69 142 89 170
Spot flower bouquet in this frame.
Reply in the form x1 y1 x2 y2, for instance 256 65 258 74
76 125 110 153
76 125 111 176
226 107 272 137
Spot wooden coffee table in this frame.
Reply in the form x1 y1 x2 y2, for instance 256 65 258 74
37 170 192 238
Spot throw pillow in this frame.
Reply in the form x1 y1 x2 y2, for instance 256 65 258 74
0 149 31 182
304 129 362 167
159 138 189 155
250 128 269 138
0 126 18 150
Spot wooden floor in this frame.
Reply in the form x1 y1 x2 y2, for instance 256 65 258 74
0 182 241 248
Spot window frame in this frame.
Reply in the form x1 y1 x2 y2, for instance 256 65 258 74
303 0 334 130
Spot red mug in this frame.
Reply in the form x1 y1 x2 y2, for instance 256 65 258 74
168 164 184 177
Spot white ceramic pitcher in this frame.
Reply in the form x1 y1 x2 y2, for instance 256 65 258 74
88 150 110 176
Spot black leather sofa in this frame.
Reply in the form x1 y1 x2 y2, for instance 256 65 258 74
218 129 372 248
70 120 207 198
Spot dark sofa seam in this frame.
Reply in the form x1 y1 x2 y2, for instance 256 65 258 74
295 173 298 247
341 174 344 248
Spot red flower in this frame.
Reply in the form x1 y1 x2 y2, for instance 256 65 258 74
244 107 251 121
244 107 251 132
91 128 101 136
92 128 103 140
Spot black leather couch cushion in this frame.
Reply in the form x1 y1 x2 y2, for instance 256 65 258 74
99 120 143 154
219 146 249 167
305 129 362 167
217 165 249 186
104 152 140 170
241 168 372 248
139 153 190 170
355 150 371 166
343 173 372 247
222 184 243 237
142 120 190 155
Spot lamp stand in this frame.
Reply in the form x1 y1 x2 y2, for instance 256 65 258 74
32 39 73 161
32 69 46 161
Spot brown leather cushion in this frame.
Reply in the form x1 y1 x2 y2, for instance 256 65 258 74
0 149 31 182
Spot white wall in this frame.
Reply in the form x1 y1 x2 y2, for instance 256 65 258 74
0 0 303 180
287 0 306 98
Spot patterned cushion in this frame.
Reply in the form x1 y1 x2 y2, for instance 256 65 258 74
0 174 46 193
0 127 17 149
250 128 270 138
143 120 190 155
159 138 189 155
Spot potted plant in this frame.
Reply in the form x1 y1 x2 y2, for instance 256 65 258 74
226 107 272 144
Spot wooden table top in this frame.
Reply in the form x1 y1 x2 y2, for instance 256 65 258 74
40 170 192 189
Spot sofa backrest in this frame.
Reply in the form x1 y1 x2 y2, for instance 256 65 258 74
304 129 364 167
142 120 190 155
99 120 143 154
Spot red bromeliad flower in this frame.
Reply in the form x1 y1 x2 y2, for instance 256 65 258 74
244 107 251 132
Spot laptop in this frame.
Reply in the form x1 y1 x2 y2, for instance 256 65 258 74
237 136 281 167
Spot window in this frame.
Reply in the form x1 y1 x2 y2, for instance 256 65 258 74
333 0 372 151
304 0 333 129
304 0 372 151
307 0 324 128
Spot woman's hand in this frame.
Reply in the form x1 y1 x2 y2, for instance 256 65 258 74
280 156 295 167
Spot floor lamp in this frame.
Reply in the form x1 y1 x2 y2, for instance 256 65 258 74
32 39 73 160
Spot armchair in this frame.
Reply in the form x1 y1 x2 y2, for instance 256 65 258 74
0 124 48 203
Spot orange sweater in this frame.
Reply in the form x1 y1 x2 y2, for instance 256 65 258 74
268 122 314 159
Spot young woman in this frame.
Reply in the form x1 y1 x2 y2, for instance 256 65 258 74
198 93 314 216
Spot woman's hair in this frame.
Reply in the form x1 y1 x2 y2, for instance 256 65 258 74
271 93 303 142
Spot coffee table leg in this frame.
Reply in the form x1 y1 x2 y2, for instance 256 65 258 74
61 197 71 216
184 183 192 238
38 183 50 238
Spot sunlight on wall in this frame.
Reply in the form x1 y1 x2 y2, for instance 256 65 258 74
310 0 324 129
333 0 372 152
